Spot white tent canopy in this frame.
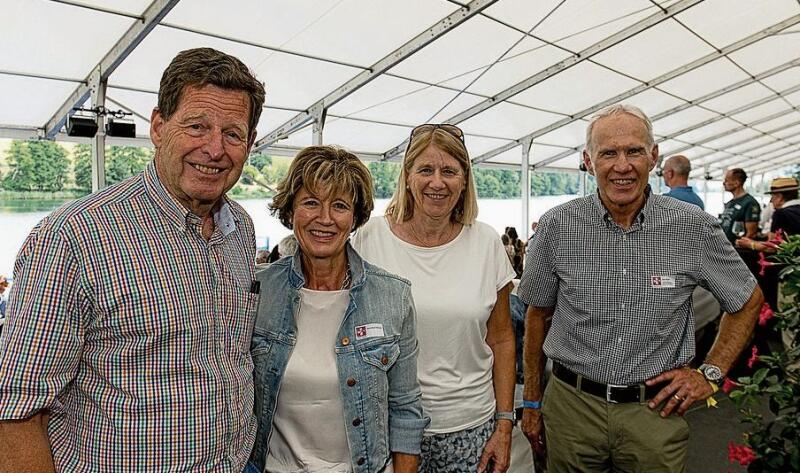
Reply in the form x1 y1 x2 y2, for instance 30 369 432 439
2 0 800 183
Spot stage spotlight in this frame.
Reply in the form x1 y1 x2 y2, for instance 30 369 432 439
66 114 99 138
105 118 136 138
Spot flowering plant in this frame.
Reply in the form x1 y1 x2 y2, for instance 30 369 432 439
728 234 800 471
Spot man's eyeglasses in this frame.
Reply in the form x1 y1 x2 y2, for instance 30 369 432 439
409 123 465 144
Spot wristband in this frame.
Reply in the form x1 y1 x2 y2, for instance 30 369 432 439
751 241 756 251
522 400 541 409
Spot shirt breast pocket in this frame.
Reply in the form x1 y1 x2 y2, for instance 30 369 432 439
358 336 400 401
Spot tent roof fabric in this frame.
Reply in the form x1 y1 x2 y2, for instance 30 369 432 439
2 0 799 179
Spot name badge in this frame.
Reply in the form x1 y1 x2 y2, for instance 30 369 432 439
650 275 676 288
355 323 385 340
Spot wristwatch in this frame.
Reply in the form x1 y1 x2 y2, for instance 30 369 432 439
698 363 723 384
495 411 515 425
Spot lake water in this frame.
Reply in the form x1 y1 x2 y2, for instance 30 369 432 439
0 192 730 278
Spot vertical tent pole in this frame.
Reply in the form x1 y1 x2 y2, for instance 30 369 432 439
311 104 327 146
90 69 107 192
520 138 532 238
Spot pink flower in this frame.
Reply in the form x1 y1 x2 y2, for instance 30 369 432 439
747 345 759 369
728 442 757 466
758 303 774 326
757 251 774 276
770 229 785 245
722 377 740 394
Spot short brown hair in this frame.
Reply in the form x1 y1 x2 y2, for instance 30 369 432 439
270 146 375 231
728 168 747 184
158 47 266 136
386 127 478 225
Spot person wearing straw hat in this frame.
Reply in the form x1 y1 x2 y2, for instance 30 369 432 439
737 176 800 253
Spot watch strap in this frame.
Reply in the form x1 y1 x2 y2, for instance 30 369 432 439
494 411 515 423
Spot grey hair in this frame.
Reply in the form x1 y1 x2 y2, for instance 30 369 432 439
585 104 654 153
664 155 691 177
278 234 298 257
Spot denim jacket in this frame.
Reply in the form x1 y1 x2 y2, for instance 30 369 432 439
249 243 429 473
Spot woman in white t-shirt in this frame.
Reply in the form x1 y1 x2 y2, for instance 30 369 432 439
352 124 516 473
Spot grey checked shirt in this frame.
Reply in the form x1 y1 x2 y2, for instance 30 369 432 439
518 190 756 385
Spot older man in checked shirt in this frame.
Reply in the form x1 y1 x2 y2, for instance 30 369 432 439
518 104 763 472
0 48 265 472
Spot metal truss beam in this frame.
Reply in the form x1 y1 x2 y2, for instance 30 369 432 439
253 0 499 152
381 0 703 162
471 13 800 166
700 141 800 178
43 0 179 139
512 58 800 172
692 119 800 164
650 57 800 122
745 153 800 175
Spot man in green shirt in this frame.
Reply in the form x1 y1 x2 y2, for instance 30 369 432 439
720 168 761 243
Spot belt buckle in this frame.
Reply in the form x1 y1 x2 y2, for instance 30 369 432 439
606 383 627 403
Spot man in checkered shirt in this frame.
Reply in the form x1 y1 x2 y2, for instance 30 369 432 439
518 104 763 472
0 48 265 471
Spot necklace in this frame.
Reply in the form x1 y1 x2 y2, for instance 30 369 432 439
408 220 457 247
340 263 352 290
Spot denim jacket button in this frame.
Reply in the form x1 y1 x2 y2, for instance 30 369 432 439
347 377 357 387
341 336 350 346
357 457 365 465
352 417 361 426
380 355 389 365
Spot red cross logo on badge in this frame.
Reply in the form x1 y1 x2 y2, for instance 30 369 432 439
651 276 662 286
356 326 367 337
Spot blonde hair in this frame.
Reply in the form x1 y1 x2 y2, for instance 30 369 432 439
386 128 478 225
270 146 374 230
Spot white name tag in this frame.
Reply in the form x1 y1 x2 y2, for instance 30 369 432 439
650 275 676 288
355 323 385 340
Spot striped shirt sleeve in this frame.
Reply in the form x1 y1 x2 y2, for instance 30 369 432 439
0 219 87 419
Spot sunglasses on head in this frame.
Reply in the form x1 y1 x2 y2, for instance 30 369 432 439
408 123 465 144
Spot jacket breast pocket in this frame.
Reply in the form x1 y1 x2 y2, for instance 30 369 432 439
358 337 400 401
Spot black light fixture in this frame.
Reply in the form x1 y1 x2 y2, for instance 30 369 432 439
68 106 135 138
66 114 99 138
105 118 136 138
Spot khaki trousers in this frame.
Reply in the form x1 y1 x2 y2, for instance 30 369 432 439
541 375 689 473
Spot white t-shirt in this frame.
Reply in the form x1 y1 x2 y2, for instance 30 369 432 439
352 217 515 433
266 288 351 473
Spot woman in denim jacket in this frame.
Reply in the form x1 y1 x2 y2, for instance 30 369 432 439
247 146 428 473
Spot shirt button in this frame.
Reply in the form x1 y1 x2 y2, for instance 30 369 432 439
341 336 350 346
621 303 626 309
622 235 627 240
357 458 366 465
347 377 357 387
380 355 389 365
622 269 627 275
352 417 362 426
618 338 622 342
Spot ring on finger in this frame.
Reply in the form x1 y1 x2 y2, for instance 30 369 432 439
673 394 685 402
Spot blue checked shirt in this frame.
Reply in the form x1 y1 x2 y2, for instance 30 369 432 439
518 191 756 385
0 162 258 471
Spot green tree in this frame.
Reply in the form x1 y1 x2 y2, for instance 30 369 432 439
73 144 92 191
106 146 152 185
3 140 69 191
249 153 272 172
72 145 151 190
368 162 401 198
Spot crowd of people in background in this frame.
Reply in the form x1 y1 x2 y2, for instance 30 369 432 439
0 46 797 473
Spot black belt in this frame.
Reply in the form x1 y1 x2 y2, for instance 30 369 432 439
552 363 662 404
